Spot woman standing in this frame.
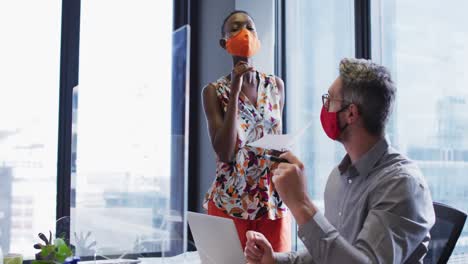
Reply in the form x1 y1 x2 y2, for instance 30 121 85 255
202 10 290 252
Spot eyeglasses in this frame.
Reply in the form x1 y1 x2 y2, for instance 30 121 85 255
322 93 349 110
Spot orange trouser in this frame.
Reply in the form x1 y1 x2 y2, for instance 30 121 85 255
207 201 291 252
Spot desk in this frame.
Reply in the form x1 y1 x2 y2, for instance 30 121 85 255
138 251 200 264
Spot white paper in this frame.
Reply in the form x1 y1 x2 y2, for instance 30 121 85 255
247 119 314 151
247 134 295 151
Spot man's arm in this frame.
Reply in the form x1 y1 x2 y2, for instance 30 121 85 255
245 231 315 264
277 173 435 264
273 251 315 264
271 152 435 264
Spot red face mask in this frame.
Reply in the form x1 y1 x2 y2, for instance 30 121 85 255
225 28 261 58
320 106 348 140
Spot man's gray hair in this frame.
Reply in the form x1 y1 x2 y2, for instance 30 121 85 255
339 58 396 136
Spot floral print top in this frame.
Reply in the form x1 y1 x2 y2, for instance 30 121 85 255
204 71 287 220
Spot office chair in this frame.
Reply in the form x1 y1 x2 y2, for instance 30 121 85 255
423 202 467 264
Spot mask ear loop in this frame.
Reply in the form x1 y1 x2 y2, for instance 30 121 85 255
337 103 352 132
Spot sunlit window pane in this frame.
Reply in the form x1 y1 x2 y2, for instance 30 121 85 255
372 0 468 261
285 0 355 250
0 1 62 259
72 0 173 256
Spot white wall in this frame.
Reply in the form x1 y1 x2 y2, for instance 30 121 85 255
235 0 275 74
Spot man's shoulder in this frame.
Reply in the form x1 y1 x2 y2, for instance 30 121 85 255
367 147 435 226
373 147 428 188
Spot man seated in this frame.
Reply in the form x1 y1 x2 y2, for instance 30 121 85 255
244 58 435 264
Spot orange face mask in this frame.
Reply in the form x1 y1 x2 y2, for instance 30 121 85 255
225 28 261 58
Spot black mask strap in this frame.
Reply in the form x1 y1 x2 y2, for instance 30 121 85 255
337 104 350 132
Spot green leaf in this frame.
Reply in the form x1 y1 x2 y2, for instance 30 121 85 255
40 245 56 260
54 238 73 263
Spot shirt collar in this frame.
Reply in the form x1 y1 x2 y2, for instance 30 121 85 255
338 138 389 178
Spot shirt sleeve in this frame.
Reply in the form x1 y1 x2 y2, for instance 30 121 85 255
276 172 435 264
273 251 315 264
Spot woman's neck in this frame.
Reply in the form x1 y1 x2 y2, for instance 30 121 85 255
232 56 252 66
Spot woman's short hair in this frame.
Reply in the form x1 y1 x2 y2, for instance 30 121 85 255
221 10 253 37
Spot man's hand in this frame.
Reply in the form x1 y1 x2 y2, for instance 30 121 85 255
273 152 317 225
244 231 275 264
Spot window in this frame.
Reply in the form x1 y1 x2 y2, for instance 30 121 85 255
372 0 468 260
285 0 355 250
0 1 62 258
71 1 174 257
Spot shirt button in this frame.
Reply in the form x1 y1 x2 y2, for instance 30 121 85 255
348 179 353 184
338 212 342 216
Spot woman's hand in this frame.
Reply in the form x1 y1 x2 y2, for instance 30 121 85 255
231 61 255 96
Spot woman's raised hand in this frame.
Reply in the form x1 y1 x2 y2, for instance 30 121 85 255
230 61 255 96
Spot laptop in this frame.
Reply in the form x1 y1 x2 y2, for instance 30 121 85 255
187 211 246 264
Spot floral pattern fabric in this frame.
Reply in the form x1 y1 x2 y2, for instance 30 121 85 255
204 71 287 220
